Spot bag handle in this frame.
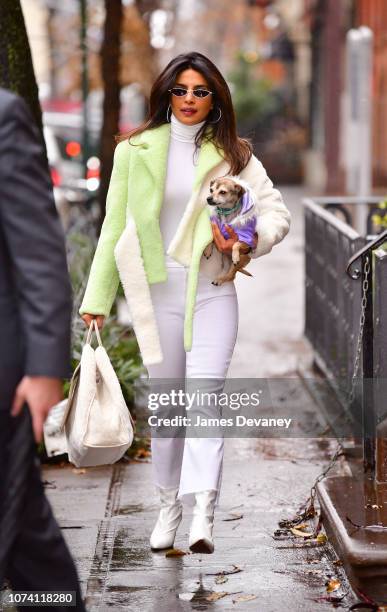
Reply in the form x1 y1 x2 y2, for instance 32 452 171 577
85 319 103 347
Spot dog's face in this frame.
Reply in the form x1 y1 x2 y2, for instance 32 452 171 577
207 178 245 209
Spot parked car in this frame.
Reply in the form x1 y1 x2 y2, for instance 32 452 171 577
43 121 101 230
44 125 70 227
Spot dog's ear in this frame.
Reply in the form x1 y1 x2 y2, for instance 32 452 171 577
236 184 246 198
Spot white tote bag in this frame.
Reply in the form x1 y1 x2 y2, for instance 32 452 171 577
62 320 135 467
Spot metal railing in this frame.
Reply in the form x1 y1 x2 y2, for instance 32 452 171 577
346 229 387 477
304 198 366 403
374 247 387 481
304 197 387 480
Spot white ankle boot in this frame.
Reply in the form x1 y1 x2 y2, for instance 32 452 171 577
188 490 217 554
150 486 183 551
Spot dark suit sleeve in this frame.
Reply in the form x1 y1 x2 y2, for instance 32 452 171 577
0 94 72 378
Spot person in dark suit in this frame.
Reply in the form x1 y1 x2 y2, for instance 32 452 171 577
0 88 86 611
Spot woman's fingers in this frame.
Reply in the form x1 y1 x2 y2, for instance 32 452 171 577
81 313 94 327
95 315 105 329
224 225 238 240
81 313 105 329
211 222 240 254
211 222 227 249
211 221 223 241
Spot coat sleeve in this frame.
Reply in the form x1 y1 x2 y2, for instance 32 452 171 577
241 154 291 258
0 93 72 378
79 140 130 317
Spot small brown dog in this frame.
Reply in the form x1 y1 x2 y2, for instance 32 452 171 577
204 176 258 286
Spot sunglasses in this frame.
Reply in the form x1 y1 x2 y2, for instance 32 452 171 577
168 87 213 99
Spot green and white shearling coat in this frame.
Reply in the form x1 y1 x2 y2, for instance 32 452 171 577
79 122 291 366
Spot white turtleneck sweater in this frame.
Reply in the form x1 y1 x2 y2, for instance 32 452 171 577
159 112 206 261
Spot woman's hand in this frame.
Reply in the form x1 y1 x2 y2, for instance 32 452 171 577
211 222 259 255
81 313 105 329
211 222 238 255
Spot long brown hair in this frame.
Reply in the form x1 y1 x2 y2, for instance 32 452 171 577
117 51 253 175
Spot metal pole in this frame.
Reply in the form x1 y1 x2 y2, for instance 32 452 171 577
345 27 373 234
80 0 89 172
345 29 359 196
362 253 375 475
358 27 373 199
324 0 342 193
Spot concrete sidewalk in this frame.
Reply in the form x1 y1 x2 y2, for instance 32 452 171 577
44 434 356 610
43 186 357 610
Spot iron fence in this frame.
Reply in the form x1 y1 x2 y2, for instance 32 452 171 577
304 198 366 404
304 197 387 480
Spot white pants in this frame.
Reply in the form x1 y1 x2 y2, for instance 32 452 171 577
147 258 239 505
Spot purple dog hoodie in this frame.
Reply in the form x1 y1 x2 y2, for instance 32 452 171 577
210 182 258 249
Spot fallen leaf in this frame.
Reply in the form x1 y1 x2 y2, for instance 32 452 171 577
232 594 257 603
316 533 328 544
165 548 186 557
72 468 86 475
222 513 244 522
326 578 341 593
178 593 194 601
205 592 229 602
290 526 314 538
215 575 228 584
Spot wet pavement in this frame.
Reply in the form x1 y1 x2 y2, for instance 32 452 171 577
44 435 356 611
43 187 358 610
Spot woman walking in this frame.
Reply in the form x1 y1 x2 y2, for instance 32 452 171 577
80 51 290 554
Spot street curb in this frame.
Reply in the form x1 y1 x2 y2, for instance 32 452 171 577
317 476 387 605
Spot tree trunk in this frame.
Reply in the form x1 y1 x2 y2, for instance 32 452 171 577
323 0 344 193
98 0 123 233
0 0 43 138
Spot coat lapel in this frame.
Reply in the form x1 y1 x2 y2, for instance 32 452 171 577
167 139 226 265
135 123 171 218
135 123 226 223
193 135 225 190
